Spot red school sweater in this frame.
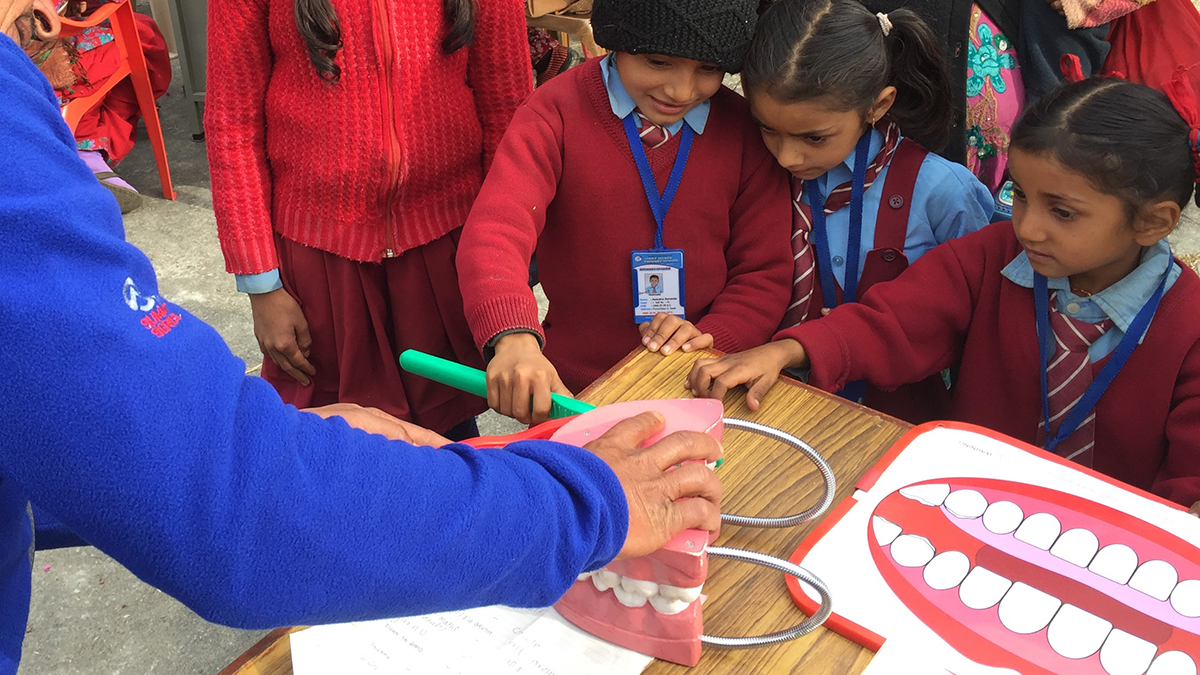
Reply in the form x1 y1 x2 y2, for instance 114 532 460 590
205 0 531 273
778 222 1200 506
456 59 793 392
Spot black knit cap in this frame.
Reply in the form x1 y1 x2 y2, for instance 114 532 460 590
591 0 759 73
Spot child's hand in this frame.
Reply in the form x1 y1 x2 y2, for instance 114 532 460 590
1190 500 1200 517
687 340 808 411
249 287 316 387
488 332 574 425
639 313 714 356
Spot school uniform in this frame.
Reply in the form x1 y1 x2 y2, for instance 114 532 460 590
778 222 1200 506
787 122 993 422
457 56 792 392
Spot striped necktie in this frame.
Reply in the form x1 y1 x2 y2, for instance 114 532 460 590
1037 291 1114 467
634 110 671 149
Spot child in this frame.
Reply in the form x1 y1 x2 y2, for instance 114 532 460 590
740 0 994 422
206 0 531 438
457 0 793 424
689 76 1200 507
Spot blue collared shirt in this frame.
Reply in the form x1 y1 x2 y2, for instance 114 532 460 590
1001 239 1181 361
800 128 993 290
599 54 710 135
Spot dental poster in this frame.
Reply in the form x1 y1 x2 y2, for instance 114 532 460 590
790 422 1200 675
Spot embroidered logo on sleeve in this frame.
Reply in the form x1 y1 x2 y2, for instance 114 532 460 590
123 277 182 338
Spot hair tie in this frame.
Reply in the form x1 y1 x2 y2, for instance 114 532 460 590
1059 54 1085 83
876 12 892 37
1163 67 1200 180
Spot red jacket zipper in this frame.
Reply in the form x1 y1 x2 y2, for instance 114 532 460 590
372 0 402 259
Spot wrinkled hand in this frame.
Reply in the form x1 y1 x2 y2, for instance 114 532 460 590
687 340 807 411
585 412 723 560
249 287 316 386
639 313 714 356
1 0 58 46
305 403 452 446
487 332 573 425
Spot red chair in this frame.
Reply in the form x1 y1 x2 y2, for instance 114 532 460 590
59 0 175 200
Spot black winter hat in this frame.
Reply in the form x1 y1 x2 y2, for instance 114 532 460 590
591 0 759 73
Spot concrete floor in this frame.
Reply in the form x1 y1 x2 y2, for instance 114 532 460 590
16 41 1200 675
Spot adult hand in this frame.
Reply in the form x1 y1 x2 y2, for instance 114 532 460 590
305 403 452 446
585 412 723 560
687 339 808 411
638 313 714 356
1 0 58 46
249 287 316 386
487 332 572 425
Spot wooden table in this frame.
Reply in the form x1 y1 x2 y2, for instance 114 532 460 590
220 349 911 675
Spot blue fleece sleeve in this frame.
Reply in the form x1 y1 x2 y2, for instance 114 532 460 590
0 37 627 629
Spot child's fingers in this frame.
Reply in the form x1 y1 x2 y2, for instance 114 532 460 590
646 315 683 352
659 328 693 356
681 333 714 352
687 358 728 398
746 372 781 411
641 313 667 345
530 378 553 426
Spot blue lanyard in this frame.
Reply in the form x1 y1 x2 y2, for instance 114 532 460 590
806 131 872 308
623 113 694 250
1034 268 1170 453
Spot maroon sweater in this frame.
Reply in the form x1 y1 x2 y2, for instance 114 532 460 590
779 222 1200 506
457 59 792 391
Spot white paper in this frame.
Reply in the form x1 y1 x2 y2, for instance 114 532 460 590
797 426 1200 673
290 605 654 675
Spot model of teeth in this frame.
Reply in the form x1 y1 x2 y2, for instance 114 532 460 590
1014 512 1061 550
998 582 1061 634
872 515 901 547
1050 527 1100 567
982 500 1023 535
1100 629 1157 675
1089 543 1138 584
1146 651 1198 675
1130 560 1178 602
1046 603 1111 659
899 483 950 507
944 489 987 519
958 566 1012 610
922 551 970 591
579 569 703 615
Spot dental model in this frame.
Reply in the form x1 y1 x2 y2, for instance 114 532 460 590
548 399 835 666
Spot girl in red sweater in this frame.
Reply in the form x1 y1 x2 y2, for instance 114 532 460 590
457 0 793 424
689 76 1200 508
206 0 531 437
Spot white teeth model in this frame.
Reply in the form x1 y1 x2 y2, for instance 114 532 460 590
890 534 936 568
1130 559 1179 602
959 566 1012 610
1014 512 1062 550
592 569 621 593
1170 578 1200 618
658 584 702 604
621 577 659 598
1100 629 1157 675
998 582 1061 634
1050 528 1100 567
577 572 593 582
1089 544 1139 585
983 500 1024 535
944 489 988 519
923 551 971 591
612 585 649 608
1046 603 1111 659
1147 651 1198 675
649 594 691 615
899 483 951 507
872 515 902 547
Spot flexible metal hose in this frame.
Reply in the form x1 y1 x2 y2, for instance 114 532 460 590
700 546 834 647
718 418 836 527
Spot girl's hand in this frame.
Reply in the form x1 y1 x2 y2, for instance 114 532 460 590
488 332 573 425
639 313 714 356
1190 500 1200 517
249 287 316 386
687 340 808 411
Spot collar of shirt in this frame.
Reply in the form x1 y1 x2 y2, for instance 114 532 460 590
810 127 885 198
1002 238 1181 336
600 54 710 136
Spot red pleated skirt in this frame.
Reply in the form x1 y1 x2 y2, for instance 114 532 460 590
263 230 487 434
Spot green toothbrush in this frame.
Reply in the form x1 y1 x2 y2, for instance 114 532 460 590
398 350 595 419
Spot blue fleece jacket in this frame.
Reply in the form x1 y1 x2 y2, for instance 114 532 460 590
0 36 627 674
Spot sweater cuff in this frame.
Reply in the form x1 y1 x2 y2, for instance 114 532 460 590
774 321 849 393
467 294 545 353
484 328 545 361
697 316 744 354
235 269 283 294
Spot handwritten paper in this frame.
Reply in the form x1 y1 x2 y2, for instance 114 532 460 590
290 605 654 675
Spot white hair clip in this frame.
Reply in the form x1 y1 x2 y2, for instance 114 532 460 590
877 12 893 37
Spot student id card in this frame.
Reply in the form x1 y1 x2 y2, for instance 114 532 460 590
632 249 685 323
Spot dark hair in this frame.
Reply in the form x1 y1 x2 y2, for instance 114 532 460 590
742 0 954 152
1011 78 1200 216
294 0 477 83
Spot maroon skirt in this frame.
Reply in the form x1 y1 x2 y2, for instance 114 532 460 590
263 229 487 434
